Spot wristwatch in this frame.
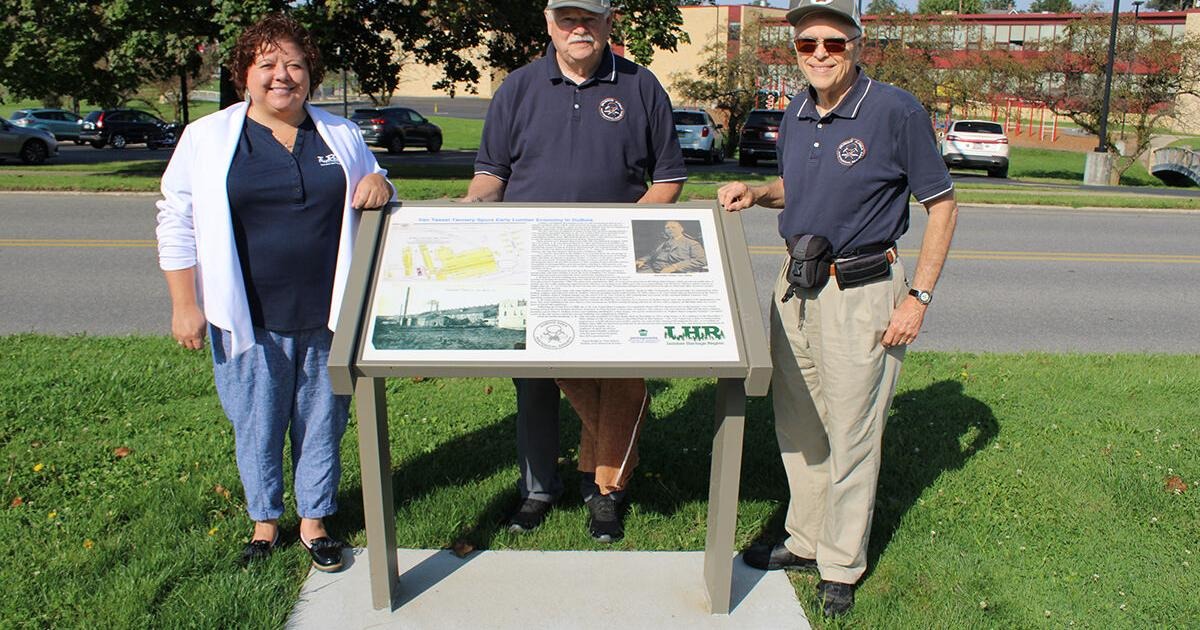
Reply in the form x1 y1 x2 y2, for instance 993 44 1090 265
909 288 932 305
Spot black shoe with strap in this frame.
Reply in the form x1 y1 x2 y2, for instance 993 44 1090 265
742 542 818 572
585 494 624 543
240 530 279 566
301 536 346 573
817 580 856 617
507 498 553 533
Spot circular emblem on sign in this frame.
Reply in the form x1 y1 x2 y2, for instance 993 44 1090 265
598 97 626 122
836 138 867 166
533 320 576 350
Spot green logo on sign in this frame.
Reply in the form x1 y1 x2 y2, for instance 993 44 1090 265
664 325 725 341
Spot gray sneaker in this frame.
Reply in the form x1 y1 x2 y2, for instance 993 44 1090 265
585 494 624 543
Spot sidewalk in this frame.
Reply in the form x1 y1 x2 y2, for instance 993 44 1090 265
288 549 810 630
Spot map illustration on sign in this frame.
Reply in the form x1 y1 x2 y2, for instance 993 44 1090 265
380 224 528 283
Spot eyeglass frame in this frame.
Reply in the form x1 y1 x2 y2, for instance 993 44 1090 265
792 34 861 55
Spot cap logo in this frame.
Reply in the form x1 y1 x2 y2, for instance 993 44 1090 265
836 138 866 166
599 97 625 122
811 0 835 4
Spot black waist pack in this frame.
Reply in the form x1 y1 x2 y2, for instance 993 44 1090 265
782 234 832 302
833 250 892 290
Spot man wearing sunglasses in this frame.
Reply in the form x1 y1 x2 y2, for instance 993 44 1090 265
717 0 958 618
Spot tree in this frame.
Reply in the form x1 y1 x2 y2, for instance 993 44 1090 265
672 22 799 156
1030 16 1200 183
1028 0 1074 13
860 14 957 113
0 0 688 111
917 0 984 14
982 0 1013 11
866 0 904 15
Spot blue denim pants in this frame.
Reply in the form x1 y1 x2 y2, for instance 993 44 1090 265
211 325 350 522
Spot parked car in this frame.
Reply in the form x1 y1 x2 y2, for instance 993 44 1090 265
79 109 181 149
10 108 84 143
941 119 1009 178
0 116 58 164
350 107 442 154
738 109 784 167
673 109 725 164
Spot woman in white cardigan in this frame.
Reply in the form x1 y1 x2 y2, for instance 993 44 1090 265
155 13 392 572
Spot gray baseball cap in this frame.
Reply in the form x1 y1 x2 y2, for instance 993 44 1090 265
786 0 862 30
546 0 612 13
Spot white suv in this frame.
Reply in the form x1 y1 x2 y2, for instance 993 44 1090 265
941 119 1009 178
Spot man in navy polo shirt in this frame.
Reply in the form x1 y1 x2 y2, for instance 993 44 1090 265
718 0 957 618
464 0 686 543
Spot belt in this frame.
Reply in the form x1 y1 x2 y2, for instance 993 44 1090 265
829 246 897 279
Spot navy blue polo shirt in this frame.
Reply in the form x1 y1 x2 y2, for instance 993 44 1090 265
227 115 347 331
777 69 953 254
475 45 687 203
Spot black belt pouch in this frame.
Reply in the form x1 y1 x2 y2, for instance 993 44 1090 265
834 251 892 289
786 234 832 289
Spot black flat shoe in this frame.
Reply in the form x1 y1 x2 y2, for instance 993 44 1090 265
301 536 345 572
240 530 279 566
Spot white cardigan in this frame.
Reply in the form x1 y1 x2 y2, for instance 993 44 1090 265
156 102 391 357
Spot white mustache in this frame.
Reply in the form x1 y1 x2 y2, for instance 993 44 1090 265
568 35 595 44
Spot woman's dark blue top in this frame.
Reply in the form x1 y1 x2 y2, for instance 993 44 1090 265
227 115 347 331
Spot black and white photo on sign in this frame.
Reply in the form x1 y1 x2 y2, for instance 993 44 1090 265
631 219 709 274
371 285 528 351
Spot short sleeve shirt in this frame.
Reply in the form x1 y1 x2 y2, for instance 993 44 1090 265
475 45 687 203
776 70 953 254
227 116 347 331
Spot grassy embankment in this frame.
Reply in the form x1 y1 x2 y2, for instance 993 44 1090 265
0 116 1195 207
1 335 1197 627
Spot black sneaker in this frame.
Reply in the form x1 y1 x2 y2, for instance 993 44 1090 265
585 494 624 543
507 498 553 533
817 580 855 617
742 542 818 572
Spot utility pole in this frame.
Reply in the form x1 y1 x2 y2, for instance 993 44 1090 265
1083 0 1122 185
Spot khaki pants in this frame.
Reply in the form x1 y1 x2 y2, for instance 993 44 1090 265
770 256 907 584
555 378 649 496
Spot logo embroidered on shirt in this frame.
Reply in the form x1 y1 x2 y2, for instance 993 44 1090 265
317 153 341 167
598 98 626 122
836 138 866 166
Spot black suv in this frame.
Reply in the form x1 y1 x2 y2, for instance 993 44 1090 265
80 109 179 149
737 109 784 166
350 107 442 154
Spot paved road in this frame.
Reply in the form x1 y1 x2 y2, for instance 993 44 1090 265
2 192 1198 353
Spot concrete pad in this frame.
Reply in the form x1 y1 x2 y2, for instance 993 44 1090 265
288 549 809 630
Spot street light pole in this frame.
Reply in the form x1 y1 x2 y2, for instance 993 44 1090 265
1084 0 1122 185
1095 0 1121 154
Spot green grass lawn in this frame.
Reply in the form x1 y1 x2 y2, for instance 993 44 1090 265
2 336 1197 628
1007 147 1162 187
2 115 1196 203
1167 137 1200 150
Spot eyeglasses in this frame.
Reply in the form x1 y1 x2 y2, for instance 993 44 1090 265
793 35 860 55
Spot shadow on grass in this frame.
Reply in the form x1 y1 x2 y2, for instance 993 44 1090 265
1013 168 1080 181
329 390 581 550
865 379 997 578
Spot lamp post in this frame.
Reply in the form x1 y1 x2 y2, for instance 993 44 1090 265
1083 0 1122 185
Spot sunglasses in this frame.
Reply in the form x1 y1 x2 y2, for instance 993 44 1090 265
793 35 860 55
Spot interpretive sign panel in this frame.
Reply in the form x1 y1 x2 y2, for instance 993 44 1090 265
359 204 740 364
329 201 771 616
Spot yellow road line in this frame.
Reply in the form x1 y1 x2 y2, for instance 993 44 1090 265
0 239 155 248
747 246 1200 265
